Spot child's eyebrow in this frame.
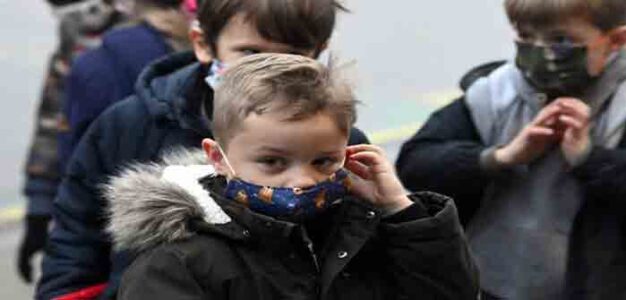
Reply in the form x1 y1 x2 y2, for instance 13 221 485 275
319 150 343 156
256 146 291 155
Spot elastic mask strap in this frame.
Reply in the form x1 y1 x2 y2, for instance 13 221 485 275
217 145 237 177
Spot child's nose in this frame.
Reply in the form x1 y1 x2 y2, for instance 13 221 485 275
285 168 319 189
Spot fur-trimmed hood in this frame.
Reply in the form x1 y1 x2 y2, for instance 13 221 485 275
105 148 231 252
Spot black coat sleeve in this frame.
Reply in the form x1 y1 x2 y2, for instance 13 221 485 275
118 247 205 300
395 97 490 225
378 192 480 299
573 146 626 205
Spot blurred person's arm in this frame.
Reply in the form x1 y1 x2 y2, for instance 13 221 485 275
18 52 66 283
395 98 491 226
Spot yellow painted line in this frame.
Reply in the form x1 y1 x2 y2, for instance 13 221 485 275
0 205 24 225
368 121 423 145
416 88 462 107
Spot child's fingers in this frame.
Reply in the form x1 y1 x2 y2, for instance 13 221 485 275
559 115 585 130
527 126 555 137
345 159 372 180
346 144 386 157
348 151 386 170
533 105 562 127
557 98 590 113
558 103 590 124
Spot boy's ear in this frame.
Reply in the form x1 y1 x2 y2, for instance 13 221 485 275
202 138 227 175
609 26 626 50
190 26 214 64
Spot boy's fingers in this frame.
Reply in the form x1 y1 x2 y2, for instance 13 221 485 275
346 144 385 156
557 97 589 112
533 105 562 126
559 115 585 130
348 151 385 169
345 160 371 180
527 126 555 137
559 104 590 123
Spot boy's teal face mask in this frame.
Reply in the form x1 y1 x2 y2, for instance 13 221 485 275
515 41 594 98
217 146 351 222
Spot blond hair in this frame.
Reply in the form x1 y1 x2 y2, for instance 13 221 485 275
212 53 356 147
505 0 626 31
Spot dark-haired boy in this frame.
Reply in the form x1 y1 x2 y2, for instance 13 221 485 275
397 0 626 299
37 1 368 299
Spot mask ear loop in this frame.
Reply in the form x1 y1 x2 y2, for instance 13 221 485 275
217 145 237 177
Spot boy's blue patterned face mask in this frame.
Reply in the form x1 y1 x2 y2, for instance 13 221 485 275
205 60 227 89
217 146 351 221
224 169 352 221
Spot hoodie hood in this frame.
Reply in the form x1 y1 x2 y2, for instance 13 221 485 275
133 51 213 137
105 148 231 252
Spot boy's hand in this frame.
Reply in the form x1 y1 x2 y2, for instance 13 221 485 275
344 144 412 215
555 98 592 166
494 101 562 166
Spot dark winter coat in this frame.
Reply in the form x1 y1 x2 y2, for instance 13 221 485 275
104 150 480 300
58 22 174 174
396 63 626 299
37 52 371 300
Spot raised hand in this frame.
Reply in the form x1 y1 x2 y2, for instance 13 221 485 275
344 144 412 215
494 101 562 166
555 98 592 166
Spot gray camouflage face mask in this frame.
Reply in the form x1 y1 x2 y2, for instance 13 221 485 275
515 41 595 98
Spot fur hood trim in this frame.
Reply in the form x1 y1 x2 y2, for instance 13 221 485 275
105 148 231 252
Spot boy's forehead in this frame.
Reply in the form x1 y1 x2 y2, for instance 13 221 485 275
232 111 348 151
515 16 599 38
219 13 316 55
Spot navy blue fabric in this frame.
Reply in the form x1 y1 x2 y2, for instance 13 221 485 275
59 23 172 174
37 52 370 299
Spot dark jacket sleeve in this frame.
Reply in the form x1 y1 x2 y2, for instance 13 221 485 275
395 97 490 225
378 192 480 299
118 247 205 300
572 146 626 204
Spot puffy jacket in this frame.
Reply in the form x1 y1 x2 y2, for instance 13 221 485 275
105 149 480 300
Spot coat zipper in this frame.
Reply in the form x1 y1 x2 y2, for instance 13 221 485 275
300 227 320 273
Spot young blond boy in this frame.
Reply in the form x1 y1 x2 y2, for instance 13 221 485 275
397 0 626 298
106 54 479 299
